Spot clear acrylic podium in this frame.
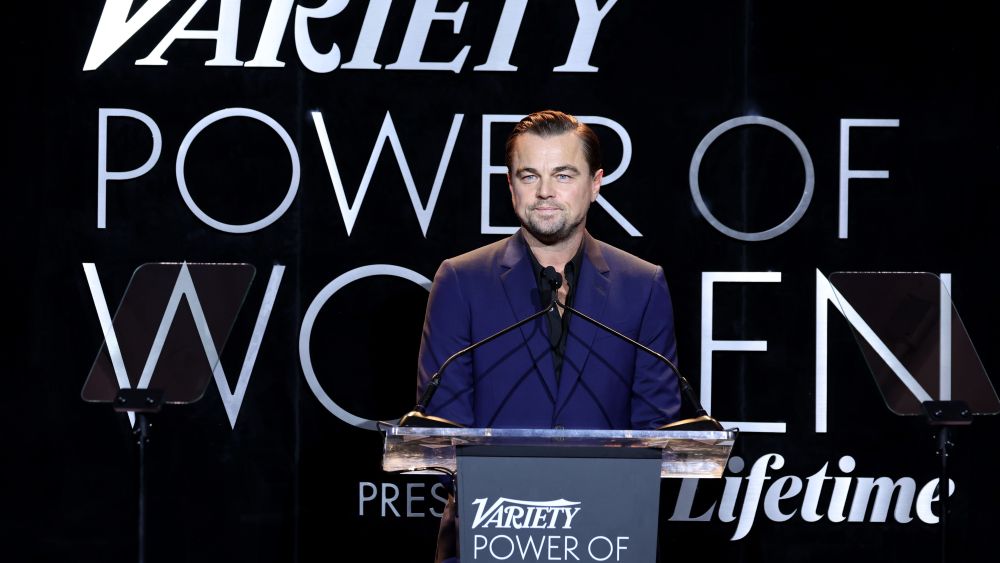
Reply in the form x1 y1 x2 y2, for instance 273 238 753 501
383 426 735 478
383 426 736 563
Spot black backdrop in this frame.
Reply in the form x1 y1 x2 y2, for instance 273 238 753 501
8 1 1000 562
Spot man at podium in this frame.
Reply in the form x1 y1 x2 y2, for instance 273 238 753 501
415 110 682 561
416 109 681 431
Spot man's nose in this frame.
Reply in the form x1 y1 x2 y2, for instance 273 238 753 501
535 177 554 198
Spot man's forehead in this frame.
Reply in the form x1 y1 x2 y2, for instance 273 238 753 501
510 132 586 163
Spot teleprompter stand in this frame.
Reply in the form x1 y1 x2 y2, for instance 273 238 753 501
829 272 998 563
113 389 164 563
82 262 256 563
382 426 736 563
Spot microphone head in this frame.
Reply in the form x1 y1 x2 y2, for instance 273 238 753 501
541 266 562 290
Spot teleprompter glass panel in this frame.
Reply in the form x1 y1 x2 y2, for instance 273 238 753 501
829 272 998 416
82 262 255 405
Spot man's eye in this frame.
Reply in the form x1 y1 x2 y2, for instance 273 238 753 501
557 174 571 181
521 175 537 182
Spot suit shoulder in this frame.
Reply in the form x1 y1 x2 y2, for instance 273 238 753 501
593 239 662 277
445 237 507 269
438 237 508 278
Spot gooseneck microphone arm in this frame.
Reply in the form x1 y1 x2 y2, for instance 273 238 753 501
539 267 720 429
401 290 558 426
554 298 707 417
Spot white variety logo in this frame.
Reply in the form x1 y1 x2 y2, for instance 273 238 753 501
471 498 582 530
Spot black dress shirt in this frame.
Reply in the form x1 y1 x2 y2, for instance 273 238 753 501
525 240 585 384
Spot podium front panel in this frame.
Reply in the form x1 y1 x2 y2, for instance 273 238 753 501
457 447 662 563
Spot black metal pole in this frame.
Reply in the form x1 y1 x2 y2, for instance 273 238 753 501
137 413 149 563
922 400 970 563
937 426 950 563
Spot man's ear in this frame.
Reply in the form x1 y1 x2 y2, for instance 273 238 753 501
590 169 604 202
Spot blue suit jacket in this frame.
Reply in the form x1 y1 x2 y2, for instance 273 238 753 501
417 230 681 430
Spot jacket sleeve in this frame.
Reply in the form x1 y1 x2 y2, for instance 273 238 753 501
416 259 476 426
629 266 682 428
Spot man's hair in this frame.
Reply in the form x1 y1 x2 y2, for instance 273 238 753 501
505 110 602 176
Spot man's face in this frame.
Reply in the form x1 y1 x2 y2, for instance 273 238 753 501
507 132 603 245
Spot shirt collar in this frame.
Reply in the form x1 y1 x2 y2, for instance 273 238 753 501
524 236 585 295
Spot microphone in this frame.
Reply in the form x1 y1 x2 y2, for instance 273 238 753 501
548 270 723 431
399 281 559 428
540 266 563 294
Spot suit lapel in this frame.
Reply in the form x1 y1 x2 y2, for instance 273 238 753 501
555 232 610 415
499 231 558 401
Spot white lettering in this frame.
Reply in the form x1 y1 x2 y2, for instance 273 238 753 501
828 456 855 522
516 535 545 560
701 272 785 432
669 478 714 522
718 456 746 522
294 0 350 73
358 482 377 515
300 265 432 430
763 475 803 521
341 0 392 69
246 0 294 67
849 477 916 523
690 116 815 241
561 507 581 528
731 453 783 540
97 108 162 229
916 478 955 524
801 463 831 522
176 108 301 233
838 118 900 238
406 482 425 517
84 0 171 71
385 0 470 72
554 0 619 72
430 482 447 518
358 481 446 518
86 1 619 73
312 111 463 236
135 0 243 67
490 534 515 560
564 535 579 560
616 536 628 560
669 453 952 539
470 498 582 529
473 0 528 71
587 536 614 562
381 483 400 517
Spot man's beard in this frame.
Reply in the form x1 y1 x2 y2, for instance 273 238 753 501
524 207 584 245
